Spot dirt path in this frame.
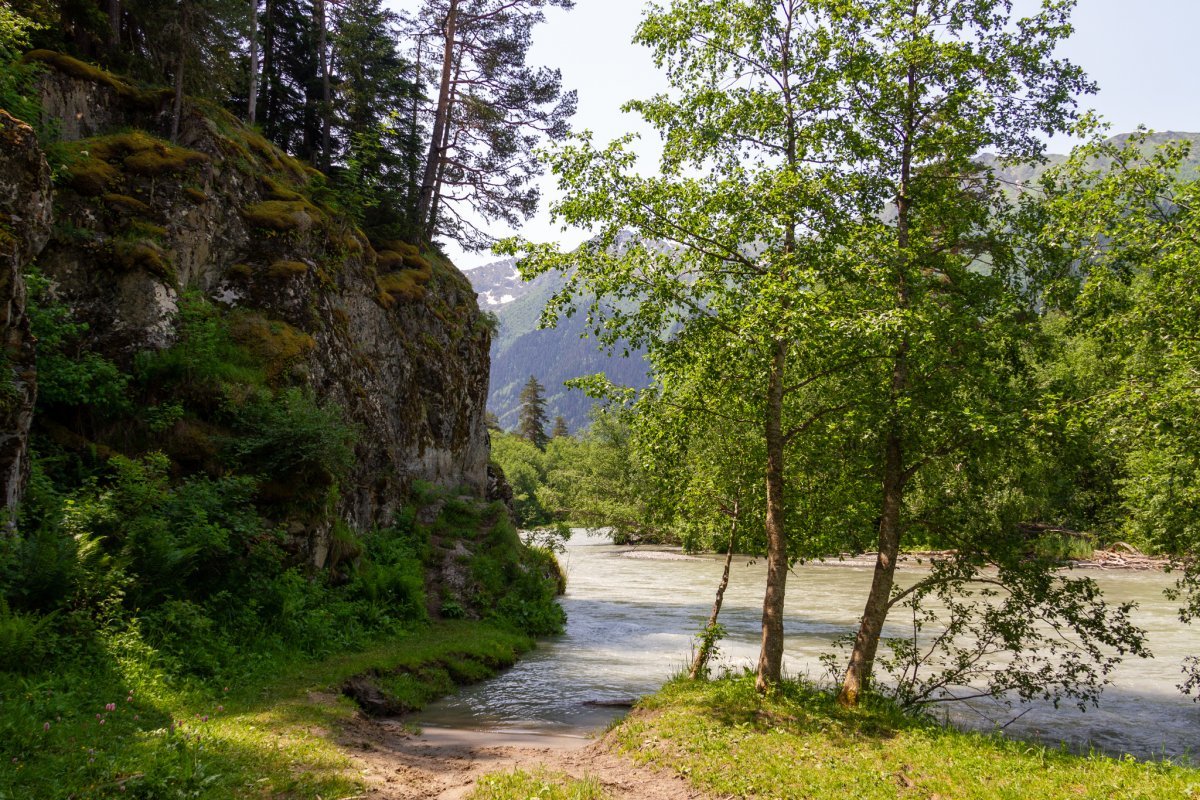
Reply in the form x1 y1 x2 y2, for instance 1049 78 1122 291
337 713 709 799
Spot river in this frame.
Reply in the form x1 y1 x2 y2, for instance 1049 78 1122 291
420 531 1198 762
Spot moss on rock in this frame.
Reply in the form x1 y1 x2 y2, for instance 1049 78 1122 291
268 260 309 278
101 193 151 214
65 158 118 195
229 313 316 382
241 199 323 232
22 50 172 110
108 239 173 281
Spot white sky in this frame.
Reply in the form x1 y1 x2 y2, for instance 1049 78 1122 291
389 1 1200 269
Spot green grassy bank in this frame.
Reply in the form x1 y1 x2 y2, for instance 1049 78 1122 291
472 674 1200 800
1 620 532 799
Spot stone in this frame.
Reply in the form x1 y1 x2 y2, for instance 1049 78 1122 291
0 110 52 515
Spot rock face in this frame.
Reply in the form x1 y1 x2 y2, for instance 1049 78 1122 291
9 57 491 545
0 110 52 514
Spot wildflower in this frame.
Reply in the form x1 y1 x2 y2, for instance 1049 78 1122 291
216 705 224 713
133 715 139 721
105 703 116 712
43 722 50 732
99 719 105 726
201 715 208 722
95 714 102 720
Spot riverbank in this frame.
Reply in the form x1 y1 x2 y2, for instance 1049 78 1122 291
0 620 533 799
464 674 1199 800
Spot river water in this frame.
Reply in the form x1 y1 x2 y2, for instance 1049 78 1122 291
420 531 1199 761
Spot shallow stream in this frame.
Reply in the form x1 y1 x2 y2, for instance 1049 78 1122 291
420 531 1198 761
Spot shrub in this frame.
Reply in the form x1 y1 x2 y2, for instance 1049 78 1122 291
226 387 356 492
134 293 266 400
27 272 131 418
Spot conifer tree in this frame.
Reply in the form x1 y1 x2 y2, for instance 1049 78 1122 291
551 416 569 439
517 375 549 449
411 0 576 247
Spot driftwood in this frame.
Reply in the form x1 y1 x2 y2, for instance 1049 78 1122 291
582 698 637 708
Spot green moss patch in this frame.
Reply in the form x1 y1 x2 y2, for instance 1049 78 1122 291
22 50 172 110
228 313 316 381
376 262 433 303
241 199 324 232
108 240 173 281
65 132 208 195
64 157 118 195
341 629 532 717
261 175 303 201
267 259 309 278
101 192 151 215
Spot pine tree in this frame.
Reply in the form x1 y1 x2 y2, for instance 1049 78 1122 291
517 375 548 448
411 0 576 248
551 416 568 439
331 0 421 229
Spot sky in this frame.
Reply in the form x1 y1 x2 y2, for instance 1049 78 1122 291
393 1 1200 270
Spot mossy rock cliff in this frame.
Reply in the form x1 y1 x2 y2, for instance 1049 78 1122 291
12 54 492 559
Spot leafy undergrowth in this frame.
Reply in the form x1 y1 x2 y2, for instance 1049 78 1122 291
0 620 531 799
468 768 609 800
611 674 1200 800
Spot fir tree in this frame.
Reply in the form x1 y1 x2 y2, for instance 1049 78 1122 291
517 375 548 448
551 416 568 439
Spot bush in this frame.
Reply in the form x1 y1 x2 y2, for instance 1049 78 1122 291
28 272 131 417
134 292 266 401
226 387 356 492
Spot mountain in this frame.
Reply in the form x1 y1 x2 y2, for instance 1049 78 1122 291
469 258 650 433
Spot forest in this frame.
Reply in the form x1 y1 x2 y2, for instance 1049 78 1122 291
0 0 1198 796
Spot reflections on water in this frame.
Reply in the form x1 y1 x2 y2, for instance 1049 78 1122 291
419 531 1199 761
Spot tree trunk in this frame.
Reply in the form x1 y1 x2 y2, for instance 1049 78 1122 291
756 338 789 692
317 0 330 170
170 2 190 143
247 0 259 125
418 0 458 238
408 36 424 221
838 52 918 708
837 424 905 705
261 0 275 136
690 499 739 680
107 0 121 52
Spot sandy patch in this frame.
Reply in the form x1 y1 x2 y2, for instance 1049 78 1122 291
338 715 709 799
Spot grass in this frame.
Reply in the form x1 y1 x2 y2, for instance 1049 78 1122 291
0 620 533 799
468 769 610 800
610 674 1200 800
